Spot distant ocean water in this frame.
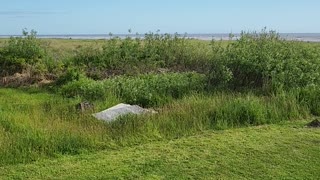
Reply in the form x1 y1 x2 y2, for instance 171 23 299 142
1 33 320 42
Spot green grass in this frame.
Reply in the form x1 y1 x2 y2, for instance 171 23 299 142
1 33 320 179
0 88 312 166
1 121 319 179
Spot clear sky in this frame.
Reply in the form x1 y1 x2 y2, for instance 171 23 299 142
0 0 320 35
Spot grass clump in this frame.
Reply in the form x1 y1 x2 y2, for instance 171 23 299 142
210 96 267 129
60 72 206 107
297 86 320 116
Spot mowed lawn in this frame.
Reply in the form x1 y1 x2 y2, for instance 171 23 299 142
1 121 319 179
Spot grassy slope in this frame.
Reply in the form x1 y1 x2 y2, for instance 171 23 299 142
1 121 319 179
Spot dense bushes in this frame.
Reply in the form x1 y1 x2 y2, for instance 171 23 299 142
60 72 206 107
224 29 320 91
1 29 320 112
69 33 214 79
105 72 206 106
2 29 319 93
67 30 320 93
60 77 106 101
0 30 48 76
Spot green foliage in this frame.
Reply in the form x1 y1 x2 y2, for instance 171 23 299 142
2 29 320 93
2 122 319 179
297 86 320 116
0 115 96 165
71 45 104 79
70 33 215 78
0 29 47 76
209 91 308 129
224 28 320 91
104 72 206 107
0 88 313 166
210 96 267 129
206 40 233 88
0 89 100 165
55 67 86 86
1 29 320 170
60 77 106 101
60 72 206 106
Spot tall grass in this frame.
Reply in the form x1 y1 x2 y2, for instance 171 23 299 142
0 89 112 165
0 88 311 165
60 72 206 107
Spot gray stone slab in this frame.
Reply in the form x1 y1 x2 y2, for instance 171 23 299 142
93 103 152 122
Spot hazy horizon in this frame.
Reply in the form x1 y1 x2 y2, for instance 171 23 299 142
2 32 320 36
2 32 320 42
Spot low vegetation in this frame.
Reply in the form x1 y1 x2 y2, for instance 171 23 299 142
60 72 206 106
1 121 319 179
0 28 319 178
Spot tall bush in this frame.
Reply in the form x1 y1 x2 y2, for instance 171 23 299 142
0 29 47 76
224 29 320 91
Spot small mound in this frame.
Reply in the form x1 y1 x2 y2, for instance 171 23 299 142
307 119 320 128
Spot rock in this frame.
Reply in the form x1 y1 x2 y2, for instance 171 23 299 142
307 119 320 128
92 103 155 122
157 68 170 73
76 101 95 112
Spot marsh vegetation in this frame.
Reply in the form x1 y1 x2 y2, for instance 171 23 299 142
0 29 319 178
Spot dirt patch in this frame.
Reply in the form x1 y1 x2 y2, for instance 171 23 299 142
0 73 52 87
306 119 320 128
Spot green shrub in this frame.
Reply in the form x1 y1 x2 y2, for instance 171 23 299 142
0 29 47 76
205 40 232 88
69 33 217 78
104 72 206 107
60 78 106 101
60 72 206 107
224 29 320 91
55 67 86 86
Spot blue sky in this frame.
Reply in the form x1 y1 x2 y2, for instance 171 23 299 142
1 0 320 35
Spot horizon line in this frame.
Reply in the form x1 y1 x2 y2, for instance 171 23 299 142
1 32 320 36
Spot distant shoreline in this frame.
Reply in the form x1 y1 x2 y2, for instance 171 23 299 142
1 33 320 42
